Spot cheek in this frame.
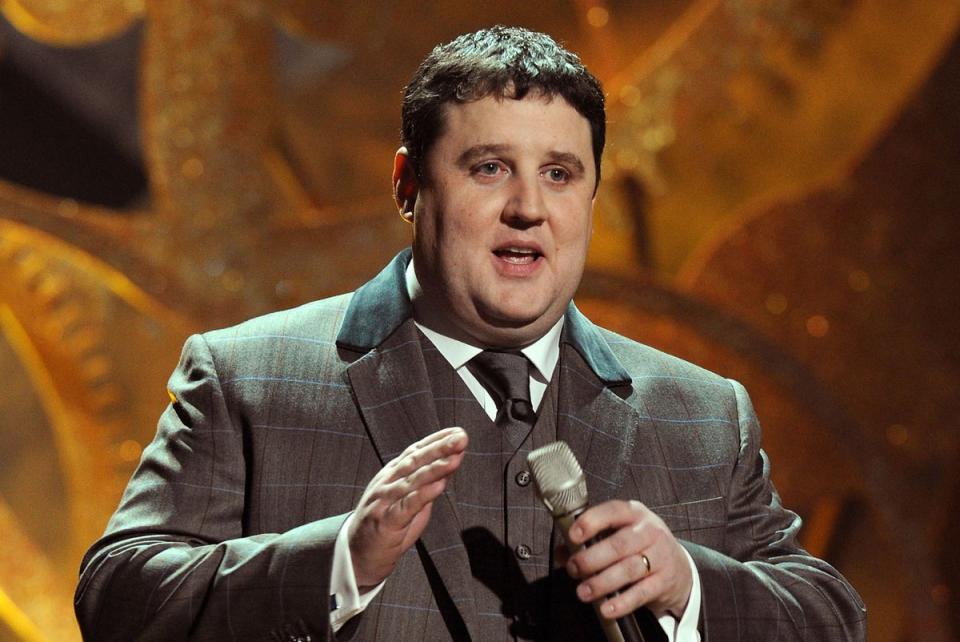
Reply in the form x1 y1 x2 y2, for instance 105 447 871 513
555 211 593 254
440 210 491 259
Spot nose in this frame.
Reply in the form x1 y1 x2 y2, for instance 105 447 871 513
502 173 546 227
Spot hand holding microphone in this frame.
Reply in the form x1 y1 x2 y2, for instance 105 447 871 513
528 442 692 642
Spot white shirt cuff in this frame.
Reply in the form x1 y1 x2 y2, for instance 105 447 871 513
329 512 386 632
656 546 702 642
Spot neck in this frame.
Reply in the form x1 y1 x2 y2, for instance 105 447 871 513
405 256 555 348
411 294 544 349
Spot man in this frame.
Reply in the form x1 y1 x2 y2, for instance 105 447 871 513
75 26 866 641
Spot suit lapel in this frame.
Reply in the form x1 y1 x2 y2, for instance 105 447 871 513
559 304 681 509
341 251 479 637
556 304 632 505
347 319 441 461
557 343 639 505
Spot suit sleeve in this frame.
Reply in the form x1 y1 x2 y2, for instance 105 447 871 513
681 379 867 641
74 334 346 641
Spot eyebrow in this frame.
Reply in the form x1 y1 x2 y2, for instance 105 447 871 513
455 144 511 169
455 145 587 176
545 151 586 176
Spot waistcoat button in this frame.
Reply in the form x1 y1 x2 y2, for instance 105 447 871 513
515 470 531 486
515 544 532 560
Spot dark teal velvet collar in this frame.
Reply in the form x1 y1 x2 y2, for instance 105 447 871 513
336 248 631 386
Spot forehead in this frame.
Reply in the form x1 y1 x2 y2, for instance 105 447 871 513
431 94 593 163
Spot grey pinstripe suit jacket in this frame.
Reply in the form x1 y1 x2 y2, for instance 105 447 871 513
75 249 866 641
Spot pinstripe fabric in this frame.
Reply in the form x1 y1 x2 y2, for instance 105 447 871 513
421 333 561 641
75 250 865 641
340 321 478 641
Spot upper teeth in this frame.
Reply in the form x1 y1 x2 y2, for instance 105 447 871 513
504 247 534 254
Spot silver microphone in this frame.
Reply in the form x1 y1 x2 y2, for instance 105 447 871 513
528 441 647 642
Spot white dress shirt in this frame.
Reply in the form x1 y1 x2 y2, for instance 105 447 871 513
330 261 701 640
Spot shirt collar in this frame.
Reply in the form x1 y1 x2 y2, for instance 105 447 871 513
406 259 563 381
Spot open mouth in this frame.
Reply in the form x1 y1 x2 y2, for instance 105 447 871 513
493 247 542 264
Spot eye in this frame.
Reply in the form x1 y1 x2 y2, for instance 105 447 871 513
544 166 570 183
473 161 505 177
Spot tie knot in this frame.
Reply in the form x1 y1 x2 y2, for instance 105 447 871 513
467 350 535 424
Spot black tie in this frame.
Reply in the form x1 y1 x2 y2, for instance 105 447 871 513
467 350 537 445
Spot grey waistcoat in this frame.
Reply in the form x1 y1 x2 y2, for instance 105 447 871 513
419 333 603 642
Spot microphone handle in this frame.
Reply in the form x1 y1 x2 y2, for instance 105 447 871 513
557 509 648 642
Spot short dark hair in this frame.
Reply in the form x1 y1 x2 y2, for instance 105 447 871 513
401 26 606 186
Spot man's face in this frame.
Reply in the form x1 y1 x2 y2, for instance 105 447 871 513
405 93 596 347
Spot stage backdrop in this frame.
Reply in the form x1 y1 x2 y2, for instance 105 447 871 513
1 2 958 640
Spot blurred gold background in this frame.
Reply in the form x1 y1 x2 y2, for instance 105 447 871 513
0 1 958 640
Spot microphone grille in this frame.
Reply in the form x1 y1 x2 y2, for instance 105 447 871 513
527 441 588 517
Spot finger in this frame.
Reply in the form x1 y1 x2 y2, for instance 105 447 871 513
388 428 468 479
406 448 466 487
379 448 466 527
383 448 464 501
404 426 468 456
384 476 448 527
406 426 467 454
597 572 663 620
399 475 448 514
387 439 466 489
385 427 461 471
568 499 648 546
568 519 654 578
575 552 652 603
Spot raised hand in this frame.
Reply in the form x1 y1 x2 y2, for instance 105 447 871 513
348 427 468 589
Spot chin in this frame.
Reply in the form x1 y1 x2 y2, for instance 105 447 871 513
489 292 552 319
474 304 557 344
480 303 543 327
472 325 541 349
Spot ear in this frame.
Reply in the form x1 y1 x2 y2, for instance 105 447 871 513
393 147 419 222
